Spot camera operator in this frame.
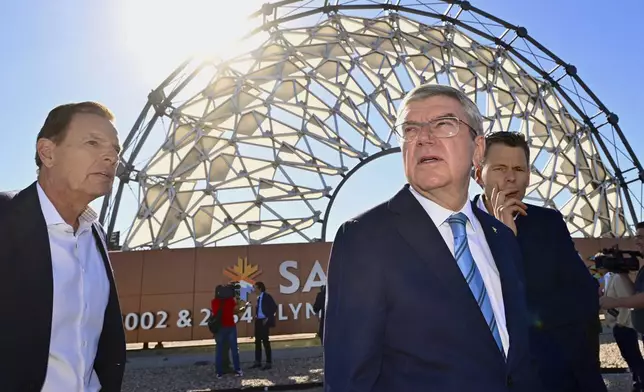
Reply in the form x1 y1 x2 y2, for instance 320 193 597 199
211 284 243 379
601 222 644 312
600 258 644 391
218 282 247 374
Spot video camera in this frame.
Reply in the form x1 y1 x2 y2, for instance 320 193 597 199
592 245 642 273
216 281 241 300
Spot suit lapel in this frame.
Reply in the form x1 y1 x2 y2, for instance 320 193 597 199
472 205 522 370
388 186 501 342
92 224 117 291
9 182 55 341
472 193 482 208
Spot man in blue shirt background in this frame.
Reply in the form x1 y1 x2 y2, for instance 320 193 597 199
251 282 277 370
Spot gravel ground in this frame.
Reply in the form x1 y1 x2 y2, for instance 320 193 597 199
123 355 323 391
299 384 633 392
122 338 641 392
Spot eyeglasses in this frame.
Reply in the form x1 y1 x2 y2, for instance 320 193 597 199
393 116 476 142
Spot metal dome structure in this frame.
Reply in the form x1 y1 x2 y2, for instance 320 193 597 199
100 0 644 250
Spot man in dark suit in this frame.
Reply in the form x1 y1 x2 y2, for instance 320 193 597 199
324 85 542 391
251 281 278 370
474 131 605 392
313 285 326 344
0 102 126 392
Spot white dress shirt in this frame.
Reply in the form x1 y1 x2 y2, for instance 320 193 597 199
257 292 266 319
409 187 510 356
37 183 110 392
603 272 635 329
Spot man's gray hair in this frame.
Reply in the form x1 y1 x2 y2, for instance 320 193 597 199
395 84 484 137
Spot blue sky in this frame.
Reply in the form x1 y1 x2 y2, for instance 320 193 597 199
1 0 642 243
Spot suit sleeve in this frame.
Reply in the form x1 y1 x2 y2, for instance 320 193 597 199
0 193 11 220
267 294 278 316
324 221 385 392
551 211 600 313
313 292 324 313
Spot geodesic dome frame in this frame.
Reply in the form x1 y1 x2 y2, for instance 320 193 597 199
100 0 644 250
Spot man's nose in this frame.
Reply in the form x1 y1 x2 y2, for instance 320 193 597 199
415 128 436 145
505 170 516 182
103 149 119 166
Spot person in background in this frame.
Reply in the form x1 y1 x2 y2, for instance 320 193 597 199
251 282 277 370
474 131 606 392
600 222 644 379
220 283 247 374
585 255 608 300
313 285 326 344
601 262 644 391
0 102 126 392
324 84 541 391
211 285 242 379
600 223 644 314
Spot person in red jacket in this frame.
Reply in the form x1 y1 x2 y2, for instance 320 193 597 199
211 285 242 378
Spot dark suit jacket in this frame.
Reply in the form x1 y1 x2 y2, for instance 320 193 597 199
0 182 126 392
257 292 278 328
323 185 541 392
313 290 325 337
473 194 599 330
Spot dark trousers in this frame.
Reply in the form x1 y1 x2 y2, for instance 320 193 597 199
530 321 606 392
318 317 324 345
215 327 240 375
254 319 272 363
614 325 644 385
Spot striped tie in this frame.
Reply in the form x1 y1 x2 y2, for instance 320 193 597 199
447 213 504 357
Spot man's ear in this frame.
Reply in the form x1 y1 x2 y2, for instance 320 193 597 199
36 138 56 168
474 165 483 186
472 135 486 186
472 135 485 164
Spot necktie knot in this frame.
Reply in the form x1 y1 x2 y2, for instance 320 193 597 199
447 212 468 237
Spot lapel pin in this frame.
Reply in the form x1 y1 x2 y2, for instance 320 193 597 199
492 226 497 233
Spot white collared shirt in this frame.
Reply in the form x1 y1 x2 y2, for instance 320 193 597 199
257 292 266 319
37 183 110 392
409 187 510 356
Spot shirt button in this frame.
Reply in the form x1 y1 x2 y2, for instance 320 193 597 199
82 341 87 347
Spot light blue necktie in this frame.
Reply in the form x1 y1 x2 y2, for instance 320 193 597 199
447 213 504 357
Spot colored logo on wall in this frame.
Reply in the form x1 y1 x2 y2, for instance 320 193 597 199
223 257 262 301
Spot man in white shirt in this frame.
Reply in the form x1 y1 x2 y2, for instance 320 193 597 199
0 101 126 392
323 84 541 392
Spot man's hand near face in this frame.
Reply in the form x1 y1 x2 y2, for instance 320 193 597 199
486 187 528 235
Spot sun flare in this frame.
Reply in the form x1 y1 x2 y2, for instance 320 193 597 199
120 0 265 86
